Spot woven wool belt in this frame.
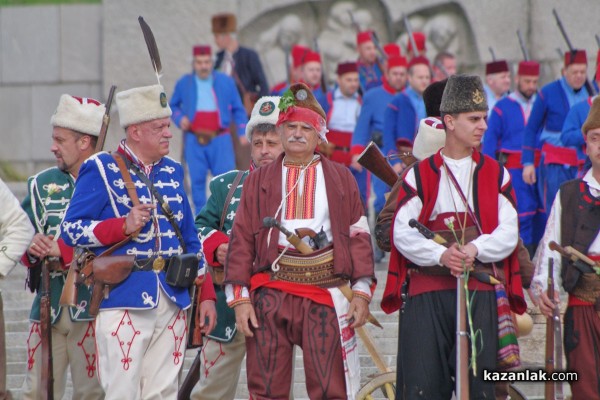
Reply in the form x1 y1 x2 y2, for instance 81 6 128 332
572 273 600 304
273 246 344 288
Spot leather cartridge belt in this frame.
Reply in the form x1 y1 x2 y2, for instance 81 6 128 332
133 256 172 272
273 245 345 288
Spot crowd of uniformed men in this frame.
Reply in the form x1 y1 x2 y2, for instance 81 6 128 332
0 9 598 400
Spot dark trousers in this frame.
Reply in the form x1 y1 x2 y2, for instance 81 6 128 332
564 305 600 400
398 289 497 399
246 287 346 400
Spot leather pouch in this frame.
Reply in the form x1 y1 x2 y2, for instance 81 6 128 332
166 253 198 288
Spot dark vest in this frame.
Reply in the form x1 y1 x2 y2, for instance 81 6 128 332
559 179 600 292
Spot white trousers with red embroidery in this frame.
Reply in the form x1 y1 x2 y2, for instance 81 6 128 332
21 310 103 400
95 290 187 399
190 330 246 400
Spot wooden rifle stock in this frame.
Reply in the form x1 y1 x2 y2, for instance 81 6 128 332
357 142 398 187
544 258 555 400
456 274 469 399
178 348 202 400
40 259 54 400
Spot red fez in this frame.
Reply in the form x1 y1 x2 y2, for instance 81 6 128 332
485 60 509 75
303 51 321 64
407 32 426 53
564 49 587 67
356 31 373 46
388 56 408 69
517 60 540 76
291 45 310 68
383 43 401 58
336 62 358 76
408 55 430 69
596 50 600 82
193 45 211 56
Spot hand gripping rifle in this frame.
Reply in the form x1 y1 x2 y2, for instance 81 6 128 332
552 8 597 95
544 258 565 400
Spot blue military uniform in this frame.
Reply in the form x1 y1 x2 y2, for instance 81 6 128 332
483 93 546 247
61 149 208 310
170 71 247 212
522 77 591 211
351 81 398 215
383 86 426 166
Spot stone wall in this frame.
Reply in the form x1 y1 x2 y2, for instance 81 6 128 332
0 4 102 178
2 0 599 178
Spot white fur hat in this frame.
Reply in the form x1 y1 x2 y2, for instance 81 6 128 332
412 117 446 160
116 84 172 128
245 96 281 141
50 94 105 136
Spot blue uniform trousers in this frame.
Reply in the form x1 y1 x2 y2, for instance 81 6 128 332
184 132 236 212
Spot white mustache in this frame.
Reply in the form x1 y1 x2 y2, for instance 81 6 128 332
287 137 307 143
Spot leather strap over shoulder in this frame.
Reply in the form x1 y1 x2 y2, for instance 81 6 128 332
219 170 245 231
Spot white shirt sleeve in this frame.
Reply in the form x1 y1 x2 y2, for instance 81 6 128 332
531 194 562 297
470 192 519 262
393 169 447 266
0 179 34 278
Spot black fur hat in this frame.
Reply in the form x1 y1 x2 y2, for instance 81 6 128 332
439 74 488 115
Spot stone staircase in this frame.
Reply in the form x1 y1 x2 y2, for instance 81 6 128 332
1 182 569 399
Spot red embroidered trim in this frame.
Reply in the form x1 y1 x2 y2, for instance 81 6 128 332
169 310 187 366
201 338 226 378
113 310 140 371
284 164 318 220
26 323 42 370
77 321 97 378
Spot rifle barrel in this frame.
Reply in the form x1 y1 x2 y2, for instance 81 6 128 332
95 85 117 153
517 29 530 61
552 9 574 51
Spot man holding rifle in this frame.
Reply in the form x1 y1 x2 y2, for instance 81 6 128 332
20 94 105 399
224 83 375 399
383 75 526 398
61 84 217 398
531 96 600 400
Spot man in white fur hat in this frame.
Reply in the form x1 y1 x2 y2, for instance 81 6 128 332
61 84 217 399
191 96 283 399
21 94 105 399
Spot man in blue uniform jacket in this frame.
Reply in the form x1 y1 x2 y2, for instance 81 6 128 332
170 45 248 212
62 84 217 399
522 50 592 212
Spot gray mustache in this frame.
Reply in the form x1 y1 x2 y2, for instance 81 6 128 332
287 137 307 143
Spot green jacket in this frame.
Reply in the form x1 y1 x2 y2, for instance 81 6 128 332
22 167 94 323
195 169 248 342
